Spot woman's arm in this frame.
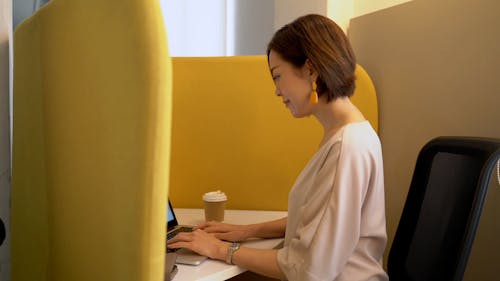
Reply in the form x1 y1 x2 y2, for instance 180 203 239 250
168 229 287 280
199 216 287 241
251 217 287 238
230 246 286 279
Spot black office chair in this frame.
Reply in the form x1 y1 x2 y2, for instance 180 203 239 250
388 136 500 281
0 218 5 246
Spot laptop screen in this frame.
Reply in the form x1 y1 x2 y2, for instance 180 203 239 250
167 200 179 229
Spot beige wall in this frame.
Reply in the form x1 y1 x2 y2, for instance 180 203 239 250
275 0 327 30
349 0 500 279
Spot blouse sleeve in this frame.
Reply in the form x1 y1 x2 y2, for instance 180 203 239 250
277 129 380 281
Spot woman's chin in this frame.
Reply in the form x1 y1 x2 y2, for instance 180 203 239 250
290 110 308 119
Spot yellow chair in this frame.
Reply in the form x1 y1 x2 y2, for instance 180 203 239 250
169 56 378 211
12 1 172 281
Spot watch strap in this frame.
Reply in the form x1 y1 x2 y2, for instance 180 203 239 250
225 242 241 265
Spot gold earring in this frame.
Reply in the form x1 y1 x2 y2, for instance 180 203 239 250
309 81 318 104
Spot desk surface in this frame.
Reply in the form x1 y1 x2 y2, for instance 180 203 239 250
172 208 287 281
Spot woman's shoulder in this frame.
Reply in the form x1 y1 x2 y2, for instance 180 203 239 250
341 121 381 152
318 121 380 160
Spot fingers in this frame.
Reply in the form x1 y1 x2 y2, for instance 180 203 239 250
197 223 247 242
167 240 190 250
202 222 237 234
197 221 223 230
166 229 227 259
168 228 215 244
202 225 224 233
167 229 197 245
166 230 201 251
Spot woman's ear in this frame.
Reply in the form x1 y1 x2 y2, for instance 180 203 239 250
305 59 318 81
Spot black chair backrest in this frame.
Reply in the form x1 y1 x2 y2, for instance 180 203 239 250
0 218 5 246
388 137 500 281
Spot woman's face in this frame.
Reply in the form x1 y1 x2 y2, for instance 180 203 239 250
268 50 314 118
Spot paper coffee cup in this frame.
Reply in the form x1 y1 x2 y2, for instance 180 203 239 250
203 190 227 222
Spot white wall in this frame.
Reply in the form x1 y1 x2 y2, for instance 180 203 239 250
162 0 275 56
0 1 12 280
274 0 412 33
328 0 353 31
162 0 228 56
326 0 412 31
353 0 412 18
160 0 412 56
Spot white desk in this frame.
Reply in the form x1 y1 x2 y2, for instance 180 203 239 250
172 208 287 281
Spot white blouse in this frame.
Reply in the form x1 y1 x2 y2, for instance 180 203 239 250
277 121 389 281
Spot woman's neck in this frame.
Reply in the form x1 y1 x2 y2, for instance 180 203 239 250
313 97 365 147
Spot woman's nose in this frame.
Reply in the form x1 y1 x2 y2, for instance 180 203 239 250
275 87 281 97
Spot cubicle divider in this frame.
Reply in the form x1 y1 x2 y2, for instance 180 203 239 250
12 1 172 280
169 56 378 211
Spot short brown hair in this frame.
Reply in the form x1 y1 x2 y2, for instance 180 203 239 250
267 14 356 101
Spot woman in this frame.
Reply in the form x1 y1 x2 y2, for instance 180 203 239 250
168 14 388 281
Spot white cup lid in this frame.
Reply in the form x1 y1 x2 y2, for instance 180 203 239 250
203 190 227 202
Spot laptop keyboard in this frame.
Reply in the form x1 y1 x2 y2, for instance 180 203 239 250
166 226 194 253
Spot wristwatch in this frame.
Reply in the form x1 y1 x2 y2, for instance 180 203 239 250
225 242 241 265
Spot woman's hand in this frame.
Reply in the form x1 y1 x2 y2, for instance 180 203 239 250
197 221 253 242
167 229 229 260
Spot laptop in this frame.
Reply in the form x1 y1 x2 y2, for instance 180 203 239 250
167 200 208 265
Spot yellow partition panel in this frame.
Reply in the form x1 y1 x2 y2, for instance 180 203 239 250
351 65 378 132
169 56 377 211
12 1 171 281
